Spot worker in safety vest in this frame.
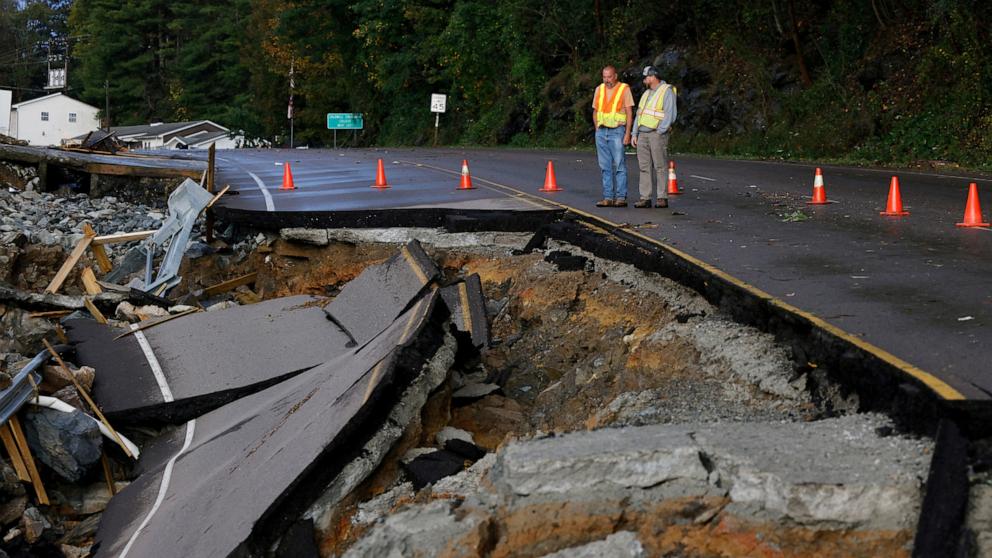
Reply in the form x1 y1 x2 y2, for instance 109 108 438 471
592 65 634 207
631 65 677 208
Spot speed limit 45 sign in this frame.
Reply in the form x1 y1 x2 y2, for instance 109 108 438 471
430 93 447 113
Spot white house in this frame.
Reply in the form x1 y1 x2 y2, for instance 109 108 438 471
0 89 11 136
7 92 101 146
112 121 240 150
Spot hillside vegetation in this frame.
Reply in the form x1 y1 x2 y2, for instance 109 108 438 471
5 0 992 168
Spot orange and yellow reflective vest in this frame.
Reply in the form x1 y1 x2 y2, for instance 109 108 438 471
594 83 630 128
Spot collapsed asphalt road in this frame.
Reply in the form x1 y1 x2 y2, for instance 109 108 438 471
3 148 991 557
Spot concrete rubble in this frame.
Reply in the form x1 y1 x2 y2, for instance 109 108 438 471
344 415 930 557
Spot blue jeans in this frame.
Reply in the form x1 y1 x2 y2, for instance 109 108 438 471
596 126 627 200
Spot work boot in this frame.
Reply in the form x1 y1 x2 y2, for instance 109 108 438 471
596 199 613 207
613 197 627 207
656 198 669 208
633 199 652 208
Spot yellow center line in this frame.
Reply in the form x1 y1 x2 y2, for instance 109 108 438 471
458 282 473 335
401 245 429 285
362 360 387 405
399 157 967 402
363 295 429 404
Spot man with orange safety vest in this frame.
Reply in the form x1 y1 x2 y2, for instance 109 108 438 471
631 65 677 208
592 65 634 207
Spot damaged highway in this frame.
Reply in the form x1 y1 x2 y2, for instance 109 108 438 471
0 157 989 558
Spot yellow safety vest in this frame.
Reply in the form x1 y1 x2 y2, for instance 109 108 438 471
594 83 629 128
637 84 674 130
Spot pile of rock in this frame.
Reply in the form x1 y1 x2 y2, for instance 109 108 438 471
1 345 129 557
0 188 165 251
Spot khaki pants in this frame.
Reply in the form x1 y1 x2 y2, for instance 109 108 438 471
636 131 669 200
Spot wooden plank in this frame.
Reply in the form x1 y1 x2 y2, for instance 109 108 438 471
44 234 93 294
113 308 199 340
80 267 102 295
92 230 156 245
201 272 258 298
82 223 113 273
28 310 72 319
101 452 117 496
8 416 49 505
0 425 31 481
83 162 201 180
205 144 216 243
97 280 131 293
205 185 230 209
53 323 69 344
91 244 113 274
83 297 108 324
42 340 134 459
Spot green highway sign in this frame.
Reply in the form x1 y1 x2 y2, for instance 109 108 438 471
327 113 363 130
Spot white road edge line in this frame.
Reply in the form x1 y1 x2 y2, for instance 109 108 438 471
119 419 196 558
247 170 276 212
217 156 276 212
132 327 174 403
690 174 716 182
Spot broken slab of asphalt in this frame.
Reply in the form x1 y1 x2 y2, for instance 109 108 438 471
93 290 454 557
63 240 488 424
343 414 931 557
52 240 489 556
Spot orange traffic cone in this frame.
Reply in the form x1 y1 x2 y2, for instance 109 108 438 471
281 162 296 190
539 161 561 192
880 176 909 216
807 167 829 205
956 183 990 228
371 158 390 189
458 160 475 190
667 160 682 195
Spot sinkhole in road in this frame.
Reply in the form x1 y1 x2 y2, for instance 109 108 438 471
177 227 856 440
170 227 919 556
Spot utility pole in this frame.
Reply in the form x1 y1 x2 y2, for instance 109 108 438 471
104 79 110 131
288 58 294 149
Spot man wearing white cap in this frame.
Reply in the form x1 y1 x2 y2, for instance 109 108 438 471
631 65 677 208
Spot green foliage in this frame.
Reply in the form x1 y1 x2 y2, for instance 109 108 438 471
33 0 992 167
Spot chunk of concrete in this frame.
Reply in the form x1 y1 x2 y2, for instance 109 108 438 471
342 500 489 558
280 228 329 246
346 415 931 557
539 531 644 558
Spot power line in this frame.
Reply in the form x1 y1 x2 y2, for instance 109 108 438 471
0 85 51 92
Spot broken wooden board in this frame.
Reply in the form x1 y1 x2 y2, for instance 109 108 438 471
81 267 102 295
81 223 114 274
0 143 205 179
44 234 94 294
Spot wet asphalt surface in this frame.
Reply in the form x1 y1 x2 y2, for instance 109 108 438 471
206 147 992 400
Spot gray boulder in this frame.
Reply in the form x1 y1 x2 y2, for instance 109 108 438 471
22 407 102 482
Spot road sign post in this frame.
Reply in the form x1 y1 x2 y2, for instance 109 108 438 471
430 94 446 146
326 113 364 148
